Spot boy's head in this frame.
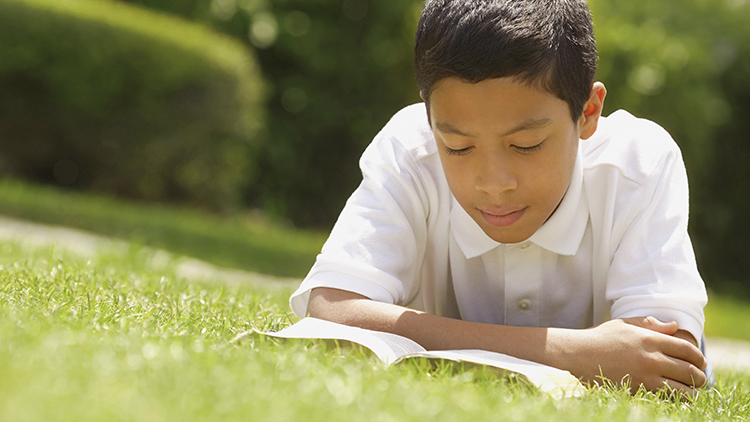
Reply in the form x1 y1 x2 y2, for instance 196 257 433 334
414 0 605 244
414 0 597 122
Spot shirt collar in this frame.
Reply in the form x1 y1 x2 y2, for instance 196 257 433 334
450 149 588 259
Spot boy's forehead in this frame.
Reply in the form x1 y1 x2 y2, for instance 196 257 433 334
434 118 553 139
427 77 573 132
429 76 557 103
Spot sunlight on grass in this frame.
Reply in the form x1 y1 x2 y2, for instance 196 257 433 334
1 240 749 421
705 292 750 342
0 178 327 278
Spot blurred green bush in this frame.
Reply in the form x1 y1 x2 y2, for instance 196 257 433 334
0 0 264 210
119 0 424 226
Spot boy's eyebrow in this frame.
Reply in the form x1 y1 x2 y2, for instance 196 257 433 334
434 118 553 138
501 118 553 136
434 121 477 137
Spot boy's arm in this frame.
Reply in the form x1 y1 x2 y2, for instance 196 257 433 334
308 287 707 395
601 120 707 349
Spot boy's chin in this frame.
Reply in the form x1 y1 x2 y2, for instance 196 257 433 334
478 225 535 245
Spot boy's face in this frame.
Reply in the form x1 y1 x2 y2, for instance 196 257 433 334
428 77 597 244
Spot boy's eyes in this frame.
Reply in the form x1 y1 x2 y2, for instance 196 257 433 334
512 140 545 153
443 140 546 156
444 145 472 156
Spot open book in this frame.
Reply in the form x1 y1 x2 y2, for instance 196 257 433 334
251 317 586 399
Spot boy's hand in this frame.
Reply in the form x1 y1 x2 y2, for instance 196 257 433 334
623 316 699 348
567 317 707 396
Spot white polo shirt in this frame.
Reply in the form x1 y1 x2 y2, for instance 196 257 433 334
290 104 707 345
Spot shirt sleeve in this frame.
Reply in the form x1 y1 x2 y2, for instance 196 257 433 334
289 128 432 318
605 135 707 346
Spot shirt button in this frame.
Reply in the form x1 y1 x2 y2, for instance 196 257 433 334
517 299 531 310
519 242 531 250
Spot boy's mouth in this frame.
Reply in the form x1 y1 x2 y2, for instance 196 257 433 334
478 206 526 227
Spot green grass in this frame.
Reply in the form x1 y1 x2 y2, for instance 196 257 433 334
2 178 750 420
1 241 750 421
705 293 750 341
0 178 327 278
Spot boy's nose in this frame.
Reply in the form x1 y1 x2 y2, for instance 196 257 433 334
475 155 517 196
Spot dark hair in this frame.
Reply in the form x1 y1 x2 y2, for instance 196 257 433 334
414 0 597 121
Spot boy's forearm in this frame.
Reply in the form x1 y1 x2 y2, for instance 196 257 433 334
307 287 555 361
307 287 707 395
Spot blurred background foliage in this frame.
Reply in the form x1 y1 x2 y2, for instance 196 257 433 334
0 0 749 294
0 0 264 210
116 0 424 226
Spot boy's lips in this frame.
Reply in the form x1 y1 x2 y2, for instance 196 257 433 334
478 206 527 227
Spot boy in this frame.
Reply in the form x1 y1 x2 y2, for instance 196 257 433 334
290 0 710 396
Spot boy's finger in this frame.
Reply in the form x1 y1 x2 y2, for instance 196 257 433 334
661 336 707 372
622 316 679 335
672 329 700 349
660 355 707 389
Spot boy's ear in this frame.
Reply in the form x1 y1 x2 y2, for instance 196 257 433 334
419 90 425 101
578 82 606 140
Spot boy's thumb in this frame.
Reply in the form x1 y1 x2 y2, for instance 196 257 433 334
622 316 679 335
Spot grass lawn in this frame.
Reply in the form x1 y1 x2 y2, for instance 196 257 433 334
705 293 750 342
0 178 327 278
2 240 750 422
2 179 750 420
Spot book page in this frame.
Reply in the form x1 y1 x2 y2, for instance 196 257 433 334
400 349 586 399
254 318 585 398
257 317 426 365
